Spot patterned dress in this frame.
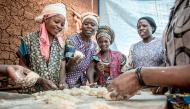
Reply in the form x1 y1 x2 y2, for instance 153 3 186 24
91 50 126 86
17 32 65 93
126 37 164 70
65 33 97 88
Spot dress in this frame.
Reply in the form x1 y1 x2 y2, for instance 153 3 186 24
17 32 65 93
92 50 126 86
65 33 97 88
126 37 164 70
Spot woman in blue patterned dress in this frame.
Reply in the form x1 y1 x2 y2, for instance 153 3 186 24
17 3 67 93
125 16 165 94
65 12 99 88
126 16 164 70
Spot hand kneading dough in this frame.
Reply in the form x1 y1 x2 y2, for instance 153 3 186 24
74 50 85 59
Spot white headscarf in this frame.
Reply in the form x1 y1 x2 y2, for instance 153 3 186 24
35 3 68 30
81 12 99 24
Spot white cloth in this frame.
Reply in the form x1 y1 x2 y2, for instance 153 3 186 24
81 12 99 24
35 3 68 29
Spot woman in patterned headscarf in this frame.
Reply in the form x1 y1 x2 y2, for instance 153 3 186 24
65 12 99 88
17 3 67 93
87 26 126 87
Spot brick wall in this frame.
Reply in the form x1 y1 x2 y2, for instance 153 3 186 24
0 0 98 64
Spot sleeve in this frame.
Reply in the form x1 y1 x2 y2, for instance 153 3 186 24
17 38 30 66
120 53 126 73
120 54 126 66
90 55 100 63
126 45 134 70
121 45 134 72
160 44 166 67
65 38 76 60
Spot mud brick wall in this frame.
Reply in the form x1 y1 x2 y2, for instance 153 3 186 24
0 0 98 65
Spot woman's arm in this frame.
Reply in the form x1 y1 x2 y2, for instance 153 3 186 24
65 56 80 72
86 62 96 84
59 61 68 89
109 65 190 98
0 65 9 75
124 45 134 71
142 65 190 87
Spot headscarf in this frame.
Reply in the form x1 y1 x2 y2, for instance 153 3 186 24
138 16 157 34
35 3 67 61
96 25 115 44
81 12 99 24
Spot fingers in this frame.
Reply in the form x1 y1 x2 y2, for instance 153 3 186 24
107 90 126 101
40 79 58 90
48 80 58 90
7 66 22 81
107 84 115 92
59 83 68 89
7 66 15 76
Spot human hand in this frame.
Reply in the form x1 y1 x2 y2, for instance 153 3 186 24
151 87 168 95
7 65 27 81
107 70 142 100
59 81 68 90
74 50 84 61
7 65 40 87
89 83 99 88
96 62 105 73
37 78 58 91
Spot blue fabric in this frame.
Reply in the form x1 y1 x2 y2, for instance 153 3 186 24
65 44 75 59
17 39 29 66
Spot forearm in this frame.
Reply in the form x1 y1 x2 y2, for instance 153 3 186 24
0 65 8 75
66 58 78 72
141 65 190 87
60 61 66 83
86 63 95 84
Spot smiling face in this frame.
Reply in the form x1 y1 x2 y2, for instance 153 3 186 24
81 18 98 38
45 14 65 37
97 36 111 52
137 19 152 40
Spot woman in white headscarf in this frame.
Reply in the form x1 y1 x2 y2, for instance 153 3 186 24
17 3 67 93
65 12 99 88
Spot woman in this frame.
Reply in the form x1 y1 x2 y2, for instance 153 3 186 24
65 12 99 88
108 0 190 108
126 16 164 70
17 3 67 93
87 26 126 87
125 17 165 94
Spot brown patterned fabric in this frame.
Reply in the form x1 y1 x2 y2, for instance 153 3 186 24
164 0 190 108
164 0 190 66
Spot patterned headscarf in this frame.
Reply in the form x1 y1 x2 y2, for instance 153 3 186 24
138 16 157 34
81 12 99 24
96 26 115 44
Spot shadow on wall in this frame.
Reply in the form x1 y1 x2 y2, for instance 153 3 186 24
0 0 98 64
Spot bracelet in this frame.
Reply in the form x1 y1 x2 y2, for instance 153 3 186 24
135 67 146 86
